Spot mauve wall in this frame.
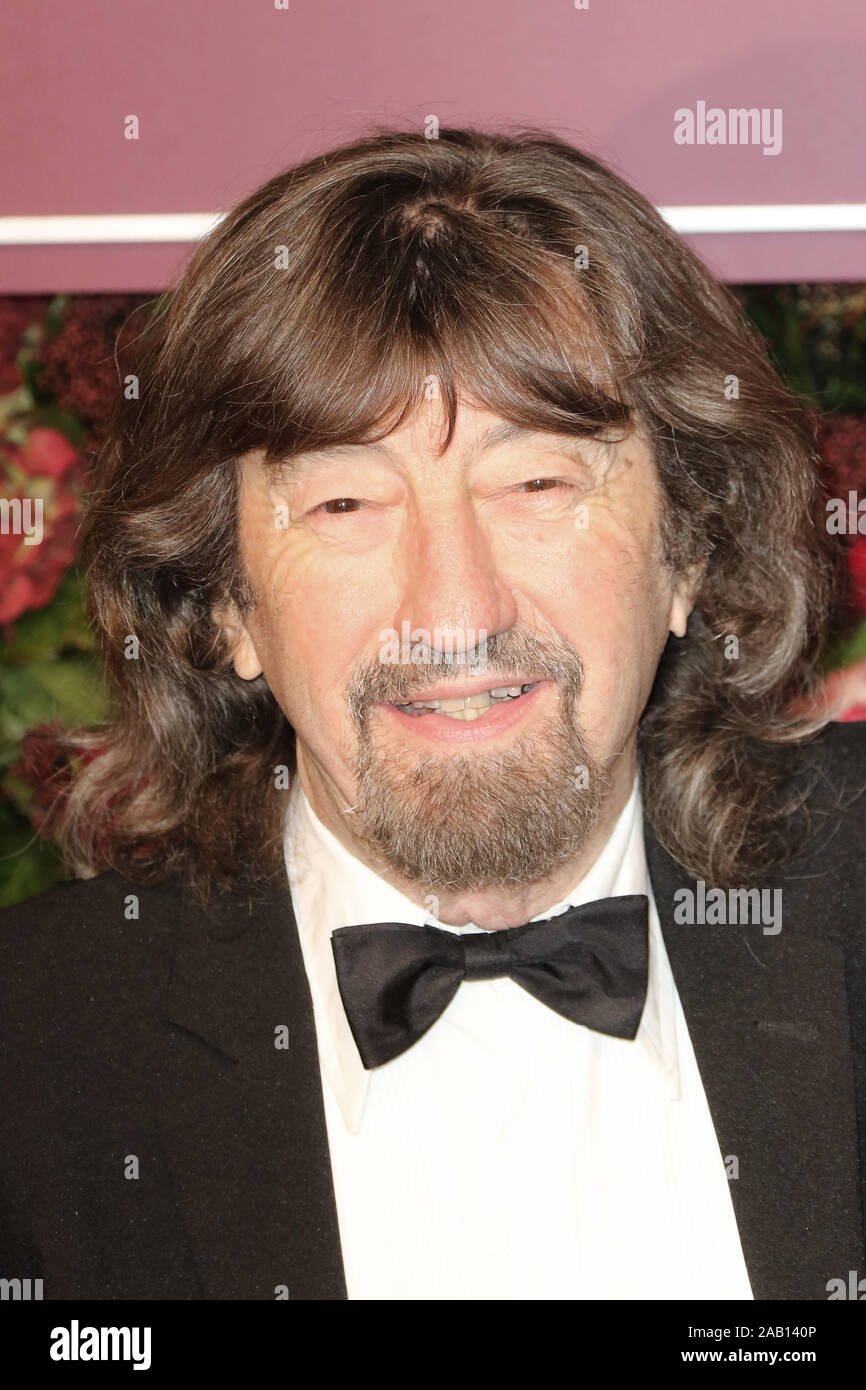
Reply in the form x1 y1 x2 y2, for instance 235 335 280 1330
1 0 864 291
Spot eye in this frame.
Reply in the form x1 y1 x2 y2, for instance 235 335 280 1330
517 478 573 494
313 498 366 515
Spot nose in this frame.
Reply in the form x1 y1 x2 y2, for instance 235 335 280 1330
393 501 519 658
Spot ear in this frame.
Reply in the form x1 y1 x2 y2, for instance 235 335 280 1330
667 562 704 638
211 600 264 681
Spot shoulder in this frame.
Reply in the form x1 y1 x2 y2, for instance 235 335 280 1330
0 866 186 949
0 869 187 1028
799 717 866 785
770 722 866 913
793 719 866 837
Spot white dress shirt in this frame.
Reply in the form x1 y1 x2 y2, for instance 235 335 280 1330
283 775 754 1300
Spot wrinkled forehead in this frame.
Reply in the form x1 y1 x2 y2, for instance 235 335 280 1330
253 404 633 482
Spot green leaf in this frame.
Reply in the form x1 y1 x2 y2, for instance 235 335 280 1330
18 351 47 403
29 404 87 446
43 294 70 338
26 655 107 715
1 570 96 664
0 382 35 431
0 652 106 748
823 621 866 672
0 800 63 908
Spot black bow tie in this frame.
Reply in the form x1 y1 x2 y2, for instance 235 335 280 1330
330 895 650 1069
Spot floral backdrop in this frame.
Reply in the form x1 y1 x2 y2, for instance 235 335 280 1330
2 284 866 906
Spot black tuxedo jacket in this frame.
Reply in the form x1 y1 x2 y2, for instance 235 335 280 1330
1 721 866 1301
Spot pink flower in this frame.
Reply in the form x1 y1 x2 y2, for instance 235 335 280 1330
793 659 866 723
17 426 80 479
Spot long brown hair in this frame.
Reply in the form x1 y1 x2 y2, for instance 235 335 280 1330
48 126 835 902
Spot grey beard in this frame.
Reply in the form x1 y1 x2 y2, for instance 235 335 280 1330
347 677 606 894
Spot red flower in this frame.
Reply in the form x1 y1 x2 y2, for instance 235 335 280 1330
848 537 866 617
817 414 866 500
34 295 148 443
0 506 80 624
10 725 75 832
0 432 83 625
9 726 109 836
17 426 80 479
0 295 50 394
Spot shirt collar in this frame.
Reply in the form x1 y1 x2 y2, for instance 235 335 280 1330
283 775 681 1134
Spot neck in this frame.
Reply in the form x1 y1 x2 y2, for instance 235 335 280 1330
296 744 637 931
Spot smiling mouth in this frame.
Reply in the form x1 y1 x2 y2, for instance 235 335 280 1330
390 681 540 722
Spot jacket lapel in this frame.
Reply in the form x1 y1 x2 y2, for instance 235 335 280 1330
645 824 864 1299
156 877 347 1299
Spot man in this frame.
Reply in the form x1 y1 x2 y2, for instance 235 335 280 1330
1 127 865 1301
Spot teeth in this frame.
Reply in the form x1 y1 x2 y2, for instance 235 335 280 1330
395 681 538 719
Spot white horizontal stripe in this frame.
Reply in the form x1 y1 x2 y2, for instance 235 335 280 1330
0 213 224 245
660 204 866 233
0 205 864 246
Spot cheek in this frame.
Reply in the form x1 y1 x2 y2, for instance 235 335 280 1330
236 474 393 743
244 541 386 722
540 531 670 744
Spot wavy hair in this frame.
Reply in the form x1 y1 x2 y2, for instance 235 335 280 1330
45 126 836 902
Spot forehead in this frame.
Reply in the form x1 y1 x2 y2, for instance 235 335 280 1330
266 408 627 478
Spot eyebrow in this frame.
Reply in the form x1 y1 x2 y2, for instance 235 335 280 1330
278 422 575 473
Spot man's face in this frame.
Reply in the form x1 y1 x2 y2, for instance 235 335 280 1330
222 398 695 907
